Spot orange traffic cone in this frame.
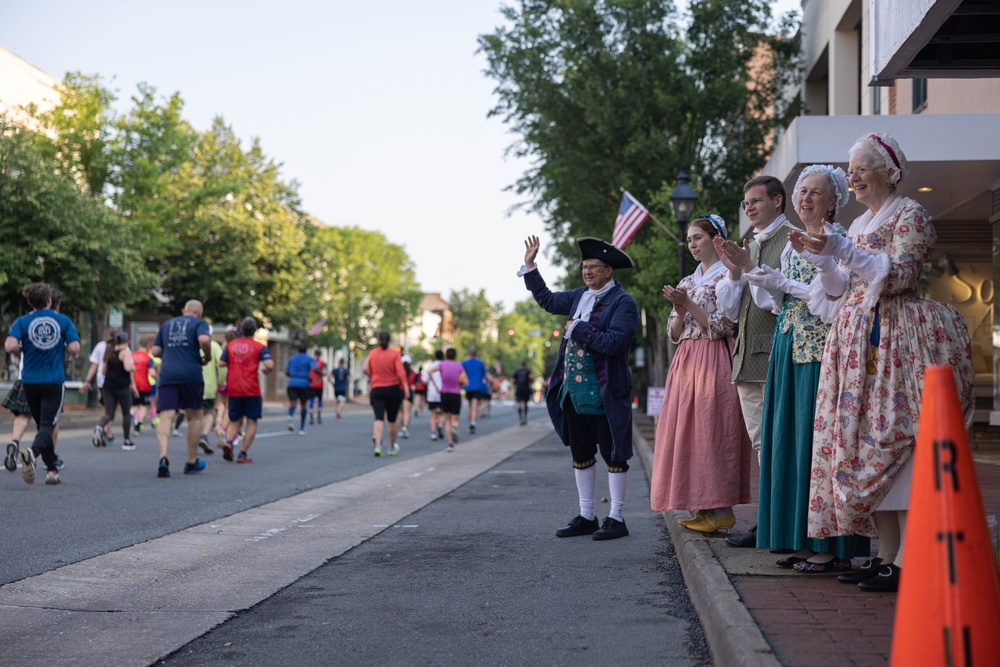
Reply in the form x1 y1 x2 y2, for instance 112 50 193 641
891 365 1000 666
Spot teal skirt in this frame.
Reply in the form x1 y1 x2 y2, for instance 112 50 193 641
756 328 869 558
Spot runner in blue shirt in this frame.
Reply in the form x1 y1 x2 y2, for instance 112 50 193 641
329 358 351 421
285 343 317 434
461 348 489 434
4 282 80 485
151 300 212 478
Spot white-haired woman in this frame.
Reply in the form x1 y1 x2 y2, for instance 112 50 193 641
792 133 974 591
651 215 752 533
720 165 869 572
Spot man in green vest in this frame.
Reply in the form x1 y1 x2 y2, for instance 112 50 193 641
714 175 796 548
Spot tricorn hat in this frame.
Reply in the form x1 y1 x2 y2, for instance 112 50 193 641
577 237 636 270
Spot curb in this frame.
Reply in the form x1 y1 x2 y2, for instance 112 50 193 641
633 417 780 667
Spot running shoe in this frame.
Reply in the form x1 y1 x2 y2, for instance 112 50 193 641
287 417 294 431
222 442 234 461
317 414 322 424
45 471 61 485
198 436 214 455
237 452 252 464
469 422 476 434
135 422 144 435
184 459 206 475
171 428 180 437
4 441 17 471
309 414 315 425
400 426 409 439
389 443 399 456
158 457 170 478
54 457 65 469
105 433 114 446
373 444 382 457
92 425 103 448
447 443 455 452
430 432 438 441
233 431 245 448
122 440 136 451
298 429 307 435
18 448 36 485
437 424 444 440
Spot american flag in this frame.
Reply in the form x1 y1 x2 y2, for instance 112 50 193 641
611 191 650 249
306 318 326 337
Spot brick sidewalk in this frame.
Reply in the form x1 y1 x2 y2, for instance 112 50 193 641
731 455 1000 667
636 414 1000 666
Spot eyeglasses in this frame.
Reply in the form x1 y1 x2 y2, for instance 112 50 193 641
847 167 879 178
739 194 777 211
581 263 609 272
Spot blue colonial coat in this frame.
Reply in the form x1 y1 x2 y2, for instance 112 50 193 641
524 270 639 462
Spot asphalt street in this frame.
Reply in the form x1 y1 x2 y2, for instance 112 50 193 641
0 401 708 666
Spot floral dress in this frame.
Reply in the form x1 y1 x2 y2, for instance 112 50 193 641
650 264 752 511
807 199 974 539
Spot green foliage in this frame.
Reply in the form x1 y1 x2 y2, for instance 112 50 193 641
24 76 315 326
479 0 802 384
33 72 117 198
0 118 155 326
302 225 423 350
479 0 689 273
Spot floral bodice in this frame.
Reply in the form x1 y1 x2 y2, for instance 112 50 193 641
667 268 735 343
778 224 846 364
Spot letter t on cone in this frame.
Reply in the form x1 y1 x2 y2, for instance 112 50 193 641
891 365 1000 666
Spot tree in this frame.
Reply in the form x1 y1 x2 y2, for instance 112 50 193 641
32 72 118 198
0 118 155 330
302 225 423 350
479 0 801 388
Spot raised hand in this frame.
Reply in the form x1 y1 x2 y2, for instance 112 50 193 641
523 235 540 270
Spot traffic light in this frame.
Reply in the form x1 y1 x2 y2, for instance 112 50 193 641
508 328 515 344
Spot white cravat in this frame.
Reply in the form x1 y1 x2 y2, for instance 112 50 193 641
752 214 788 245
572 279 616 322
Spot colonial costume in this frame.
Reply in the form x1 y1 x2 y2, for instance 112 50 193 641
521 237 639 540
650 217 752 517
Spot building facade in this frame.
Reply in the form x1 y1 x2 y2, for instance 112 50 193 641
755 0 1000 423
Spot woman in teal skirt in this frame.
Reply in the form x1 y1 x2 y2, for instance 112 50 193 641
724 164 868 572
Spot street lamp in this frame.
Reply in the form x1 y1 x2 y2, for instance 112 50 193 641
669 164 698 278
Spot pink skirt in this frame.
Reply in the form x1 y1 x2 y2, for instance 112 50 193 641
649 337 752 511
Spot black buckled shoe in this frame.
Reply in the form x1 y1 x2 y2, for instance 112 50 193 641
592 517 629 541
837 557 883 584
725 525 757 548
857 563 900 592
556 515 600 538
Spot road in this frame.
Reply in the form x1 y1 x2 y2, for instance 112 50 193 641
0 401 709 666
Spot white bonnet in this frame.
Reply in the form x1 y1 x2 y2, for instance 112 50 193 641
852 132 909 186
792 164 850 219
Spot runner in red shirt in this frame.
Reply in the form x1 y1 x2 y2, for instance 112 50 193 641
218 317 274 463
131 337 157 435
308 349 327 425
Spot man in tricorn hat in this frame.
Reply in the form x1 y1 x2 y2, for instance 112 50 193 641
519 235 639 540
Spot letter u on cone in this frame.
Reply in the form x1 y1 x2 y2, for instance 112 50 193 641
891 365 1000 666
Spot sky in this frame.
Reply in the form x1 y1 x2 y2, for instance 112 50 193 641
1 0 800 311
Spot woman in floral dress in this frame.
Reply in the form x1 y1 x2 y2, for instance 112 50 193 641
793 133 974 591
650 215 752 532
726 165 868 572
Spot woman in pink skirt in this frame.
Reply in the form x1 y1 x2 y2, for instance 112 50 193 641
650 215 752 532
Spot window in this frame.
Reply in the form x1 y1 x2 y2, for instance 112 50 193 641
912 78 928 113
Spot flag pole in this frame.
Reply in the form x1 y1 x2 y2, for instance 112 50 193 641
619 187 681 244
